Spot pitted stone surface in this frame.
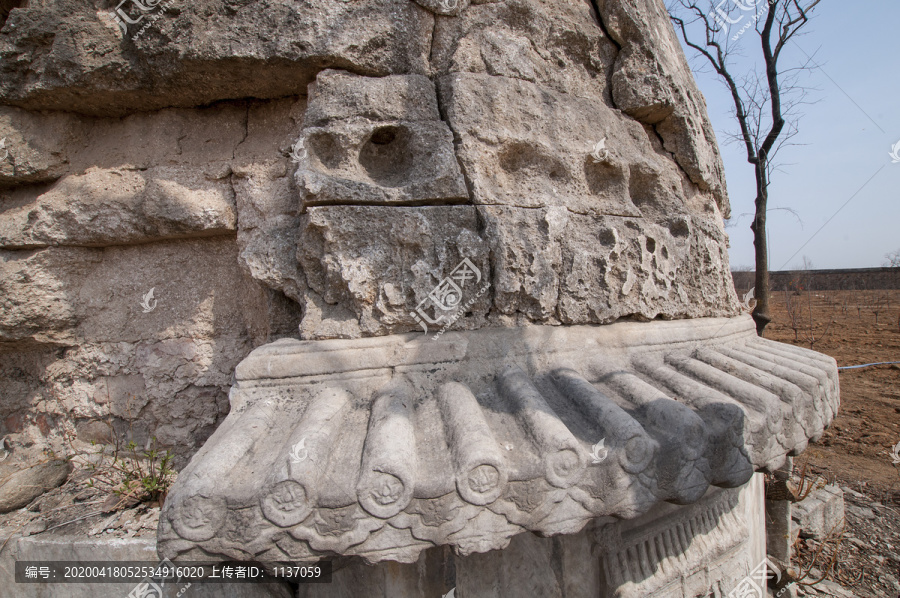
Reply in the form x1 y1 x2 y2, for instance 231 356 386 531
0 1 434 115
0 0 738 359
159 316 838 564
294 71 469 208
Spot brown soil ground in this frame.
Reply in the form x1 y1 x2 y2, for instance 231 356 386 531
763 289 900 496
761 288 900 598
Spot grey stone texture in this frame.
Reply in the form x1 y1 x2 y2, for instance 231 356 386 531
0 1 433 115
294 71 469 209
293 472 766 598
1 0 738 346
0 459 70 513
0 166 237 248
793 484 845 541
0 476 763 598
0 98 301 459
1 0 739 460
0 235 296 461
765 458 794 565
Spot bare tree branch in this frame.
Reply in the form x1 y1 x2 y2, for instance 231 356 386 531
667 0 822 335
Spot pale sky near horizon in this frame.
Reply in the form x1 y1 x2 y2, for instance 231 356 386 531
673 0 900 270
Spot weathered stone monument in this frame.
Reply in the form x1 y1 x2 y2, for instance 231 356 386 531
0 0 837 596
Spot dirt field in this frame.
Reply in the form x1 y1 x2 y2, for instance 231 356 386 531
761 288 900 497
758 287 900 597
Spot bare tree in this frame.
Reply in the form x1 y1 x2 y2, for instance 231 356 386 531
667 0 822 336
784 256 833 348
885 249 900 268
783 288 802 341
870 291 887 326
800 285 834 350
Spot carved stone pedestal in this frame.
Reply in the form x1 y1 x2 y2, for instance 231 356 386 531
159 315 837 598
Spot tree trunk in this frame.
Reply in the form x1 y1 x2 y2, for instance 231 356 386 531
751 159 771 336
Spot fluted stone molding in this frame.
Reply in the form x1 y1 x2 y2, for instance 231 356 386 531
159 315 838 564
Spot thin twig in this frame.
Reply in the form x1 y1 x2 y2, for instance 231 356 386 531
42 510 106 533
40 499 105 515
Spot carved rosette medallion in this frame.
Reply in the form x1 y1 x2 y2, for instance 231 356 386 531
261 480 311 528
461 463 504 505
170 495 227 542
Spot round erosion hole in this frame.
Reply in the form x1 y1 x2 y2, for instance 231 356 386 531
358 125 415 187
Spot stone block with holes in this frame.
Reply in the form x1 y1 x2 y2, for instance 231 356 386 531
293 70 469 208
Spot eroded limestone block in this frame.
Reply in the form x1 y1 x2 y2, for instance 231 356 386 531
159 316 837 565
479 206 738 325
232 160 304 305
294 71 468 208
245 58 735 339
0 237 295 458
262 64 739 339
0 106 86 185
0 247 86 348
0 459 71 513
296 205 489 339
596 0 729 209
430 0 617 102
0 1 433 115
438 72 645 216
0 167 236 248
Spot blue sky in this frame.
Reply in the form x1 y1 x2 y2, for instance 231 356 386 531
674 0 900 270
